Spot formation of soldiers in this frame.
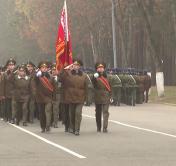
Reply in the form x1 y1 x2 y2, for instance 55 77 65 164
0 58 151 136
84 68 151 107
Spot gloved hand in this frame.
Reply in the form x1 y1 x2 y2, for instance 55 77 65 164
36 70 42 77
110 98 114 103
94 73 99 78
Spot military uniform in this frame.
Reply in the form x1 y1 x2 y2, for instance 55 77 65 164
12 65 30 125
3 58 16 122
0 68 5 119
119 73 137 106
60 60 88 135
85 73 94 106
51 64 61 128
32 62 55 132
134 73 145 104
59 82 69 132
92 63 111 133
26 61 37 123
144 73 151 103
108 73 122 106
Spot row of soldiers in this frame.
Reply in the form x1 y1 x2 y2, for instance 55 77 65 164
0 58 151 135
85 68 151 107
0 58 113 135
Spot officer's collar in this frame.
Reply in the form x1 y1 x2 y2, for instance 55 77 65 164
71 69 83 76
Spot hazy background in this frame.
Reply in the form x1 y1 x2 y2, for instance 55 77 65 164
0 0 175 84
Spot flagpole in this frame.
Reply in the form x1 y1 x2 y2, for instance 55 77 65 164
64 0 68 66
112 0 117 68
65 0 69 41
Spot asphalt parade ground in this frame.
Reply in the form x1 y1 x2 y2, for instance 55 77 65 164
0 103 176 166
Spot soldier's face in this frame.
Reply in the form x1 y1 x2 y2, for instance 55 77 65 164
18 69 26 77
52 69 58 76
97 67 104 73
27 65 34 72
8 64 15 71
40 66 48 73
73 64 80 70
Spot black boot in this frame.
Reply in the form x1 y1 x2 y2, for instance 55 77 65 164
75 130 80 136
11 119 15 124
97 128 101 132
46 126 50 132
103 128 108 133
23 122 27 126
53 124 58 128
41 128 45 133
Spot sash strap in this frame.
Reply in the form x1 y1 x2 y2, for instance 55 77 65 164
97 76 111 92
39 76 54 92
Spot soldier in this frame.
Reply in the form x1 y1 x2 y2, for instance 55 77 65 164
118 70 127 104
119 69 137 106
26 61 36 123
0 66 5 119
33 61 55 133
3 58 16 122
85 70 94 106
60 59 88 136
143 71 151 103
58 64 70 132
12 64 30 126
127 70 137 106
59 82 69 132
135 70 145 104
51 63 61 128
92 62 111 133
108 69 122 106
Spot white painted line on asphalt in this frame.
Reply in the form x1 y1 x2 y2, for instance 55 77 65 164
8 122 86 159
83 114 176 139
164 103 176 106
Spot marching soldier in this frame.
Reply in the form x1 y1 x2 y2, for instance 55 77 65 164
0 66 5 119
144 71 151 103
51 63 61 128
135 71 145 104
3 58 16 122
119 70 136 106
26 61 36 123
127 71 137 106
92 62 111 133
60 59 88 135
59 82 69 132
108 69 122 106
33 61 55 132
85 71 94 106
12 64 30 126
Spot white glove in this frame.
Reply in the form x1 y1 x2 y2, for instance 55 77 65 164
36 70 42 77
25 76 29 80
94 73 99 78
110 98 114 103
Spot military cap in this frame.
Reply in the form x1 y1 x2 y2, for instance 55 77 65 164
38 61 48 68
6 58 16 66
18 64 27 72
26 61 35 67
73 59 83 66
51 63 56 70
95 62 106 69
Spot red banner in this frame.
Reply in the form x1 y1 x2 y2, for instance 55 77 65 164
56 0 72 71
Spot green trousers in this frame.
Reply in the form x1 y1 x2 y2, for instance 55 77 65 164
69 103 83 132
